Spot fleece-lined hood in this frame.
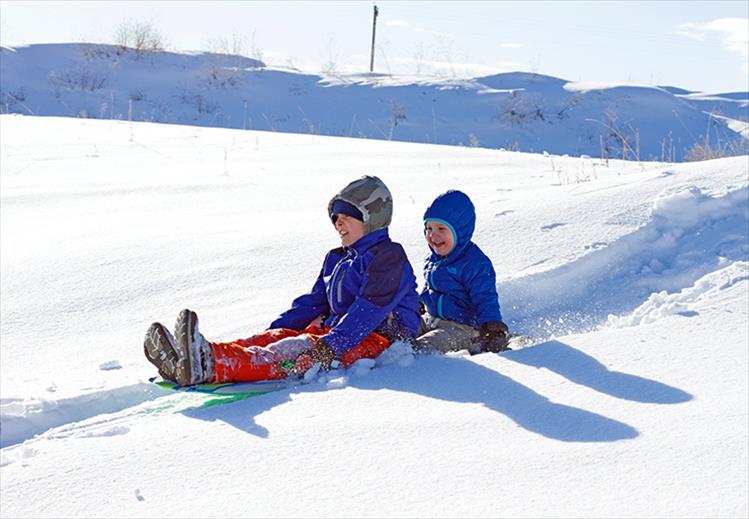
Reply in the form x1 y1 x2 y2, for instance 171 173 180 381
423 190 476 257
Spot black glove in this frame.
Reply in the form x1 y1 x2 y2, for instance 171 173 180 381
418 301 426 315
308 337 338 369
477 321 509 353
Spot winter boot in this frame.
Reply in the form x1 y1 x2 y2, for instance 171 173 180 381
173 308 215 386
143 322 179 381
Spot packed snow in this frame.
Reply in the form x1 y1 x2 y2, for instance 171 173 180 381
0 114 747 517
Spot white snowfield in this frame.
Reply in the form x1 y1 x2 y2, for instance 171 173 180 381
0 115 747 518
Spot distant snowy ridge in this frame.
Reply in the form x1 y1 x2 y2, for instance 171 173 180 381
1 43 747 161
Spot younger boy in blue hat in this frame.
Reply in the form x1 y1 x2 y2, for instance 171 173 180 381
415 190 509 354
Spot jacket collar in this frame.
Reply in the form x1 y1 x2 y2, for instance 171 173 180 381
347 227 389 254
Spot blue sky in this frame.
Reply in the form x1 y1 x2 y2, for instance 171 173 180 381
1 1 747 93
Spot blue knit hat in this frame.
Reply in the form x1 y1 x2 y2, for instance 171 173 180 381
331 198 364 223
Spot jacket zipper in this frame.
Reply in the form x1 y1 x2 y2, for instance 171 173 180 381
428 259 441 291
428 259 444 318
329 249 355 312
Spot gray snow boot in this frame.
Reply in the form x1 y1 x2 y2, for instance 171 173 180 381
173 308 215 386
143 322 179 381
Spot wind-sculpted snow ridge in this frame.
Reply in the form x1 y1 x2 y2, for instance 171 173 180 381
607 261 749 328
502 184 749 338
0 382 168 449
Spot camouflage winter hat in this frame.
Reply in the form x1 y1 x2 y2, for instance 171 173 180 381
328 175 393 234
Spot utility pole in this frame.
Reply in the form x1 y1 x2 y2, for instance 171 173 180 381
369 3 379 72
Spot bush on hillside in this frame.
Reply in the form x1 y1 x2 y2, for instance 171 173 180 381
114 19 165 56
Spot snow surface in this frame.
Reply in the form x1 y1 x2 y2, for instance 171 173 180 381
2 43 747 162
0 114 748 517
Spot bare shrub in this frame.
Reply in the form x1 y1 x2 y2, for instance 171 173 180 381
205 33 247 56
203 33 255 88
49 65 107 92
413 41 428 75
685 112 749 161
496 92 546 127
387 99 407 140
321 35 339 75
585 109 640 161
684 138 749 161
114 19 165 56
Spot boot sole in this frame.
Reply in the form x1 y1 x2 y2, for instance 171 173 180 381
143 322 178 381
173 309 197 386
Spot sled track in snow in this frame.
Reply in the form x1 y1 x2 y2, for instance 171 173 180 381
502 185 749 338
0 343 418 452
0 382 188 450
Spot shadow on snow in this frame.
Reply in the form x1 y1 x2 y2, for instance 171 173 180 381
503 340 692 404
182 340 692 443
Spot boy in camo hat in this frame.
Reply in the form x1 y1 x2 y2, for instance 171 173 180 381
144 175 421 385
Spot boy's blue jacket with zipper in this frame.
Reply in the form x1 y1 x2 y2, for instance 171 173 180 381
421 190 503 328
269 176 420 356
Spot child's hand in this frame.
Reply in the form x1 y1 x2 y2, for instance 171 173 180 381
307 337 338 369
477 321 509 352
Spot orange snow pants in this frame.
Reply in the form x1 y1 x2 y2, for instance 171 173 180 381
210 325 390 383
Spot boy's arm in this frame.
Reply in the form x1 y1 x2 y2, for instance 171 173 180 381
268 252 337 331
465 257 503 325
323 243 409 356
465 258 510 352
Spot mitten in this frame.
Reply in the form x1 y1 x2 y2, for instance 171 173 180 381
307 337 338 369
477 320 509 353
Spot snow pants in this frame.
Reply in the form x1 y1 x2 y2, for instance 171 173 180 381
210 325 390 383
413 315 481 354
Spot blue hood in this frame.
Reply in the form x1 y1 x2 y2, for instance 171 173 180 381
424 190 475 258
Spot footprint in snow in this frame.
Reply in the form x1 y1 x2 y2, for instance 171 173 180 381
495 210 515 217
81 425 130 438
541 223 567 232
99 360 122 371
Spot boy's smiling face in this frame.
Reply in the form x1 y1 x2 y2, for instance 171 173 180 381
425 220 455 256
334 214 365 247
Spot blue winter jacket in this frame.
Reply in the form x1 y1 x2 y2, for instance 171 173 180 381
421 190 503 328
269 228 421 356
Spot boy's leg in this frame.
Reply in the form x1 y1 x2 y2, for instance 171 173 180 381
173 309 216 386
213 325 389 381
211 328 325 382
339 332 390 367
413 319 480 354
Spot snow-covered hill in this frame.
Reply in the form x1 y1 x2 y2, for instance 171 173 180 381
0 115 747 517
2 43 747 161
